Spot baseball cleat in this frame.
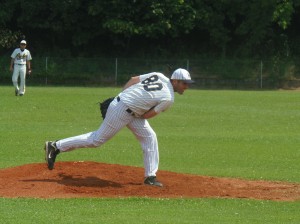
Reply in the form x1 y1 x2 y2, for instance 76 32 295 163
144 176 163 187
15 89 18 96
45 141 60 170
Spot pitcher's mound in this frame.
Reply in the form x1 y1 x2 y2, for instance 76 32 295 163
0 161 299 201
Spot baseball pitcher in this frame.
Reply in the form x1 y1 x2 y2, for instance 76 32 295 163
44 68 194 187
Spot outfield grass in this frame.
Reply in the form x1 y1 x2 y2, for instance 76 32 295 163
1 86 300 223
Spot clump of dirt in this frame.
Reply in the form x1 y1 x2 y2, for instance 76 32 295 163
0 161 299 201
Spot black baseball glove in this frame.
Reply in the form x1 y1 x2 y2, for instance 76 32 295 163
99 97 115 119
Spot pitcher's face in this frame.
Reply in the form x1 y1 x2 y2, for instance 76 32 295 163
172 80 189 95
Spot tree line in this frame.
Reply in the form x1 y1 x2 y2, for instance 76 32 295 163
1 0 300 59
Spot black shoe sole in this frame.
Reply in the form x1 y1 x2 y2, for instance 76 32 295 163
144 181 163 187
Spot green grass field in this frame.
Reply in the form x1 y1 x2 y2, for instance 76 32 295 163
1 86 300 223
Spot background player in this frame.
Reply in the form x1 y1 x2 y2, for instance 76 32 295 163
45 68 194 187
10 40 32 96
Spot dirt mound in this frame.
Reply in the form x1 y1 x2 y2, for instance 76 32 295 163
0 161 299 201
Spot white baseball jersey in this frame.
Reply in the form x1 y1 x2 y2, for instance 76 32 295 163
119 72 174 116
56 72 175 177
11 48 32 64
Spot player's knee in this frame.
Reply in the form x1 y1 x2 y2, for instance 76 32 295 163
90 137 106 147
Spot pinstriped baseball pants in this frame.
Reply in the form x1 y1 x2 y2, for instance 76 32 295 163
55 97 159 177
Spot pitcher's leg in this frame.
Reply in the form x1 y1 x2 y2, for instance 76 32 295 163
127 119 159 177
45 97 134 171
56 122 120 152
56 131 105 152
56 98 133 152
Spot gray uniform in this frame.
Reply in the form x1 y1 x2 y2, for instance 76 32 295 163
56 72 174 177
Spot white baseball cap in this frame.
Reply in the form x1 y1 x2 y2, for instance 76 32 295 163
171 68 195 84
20 40 27 44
